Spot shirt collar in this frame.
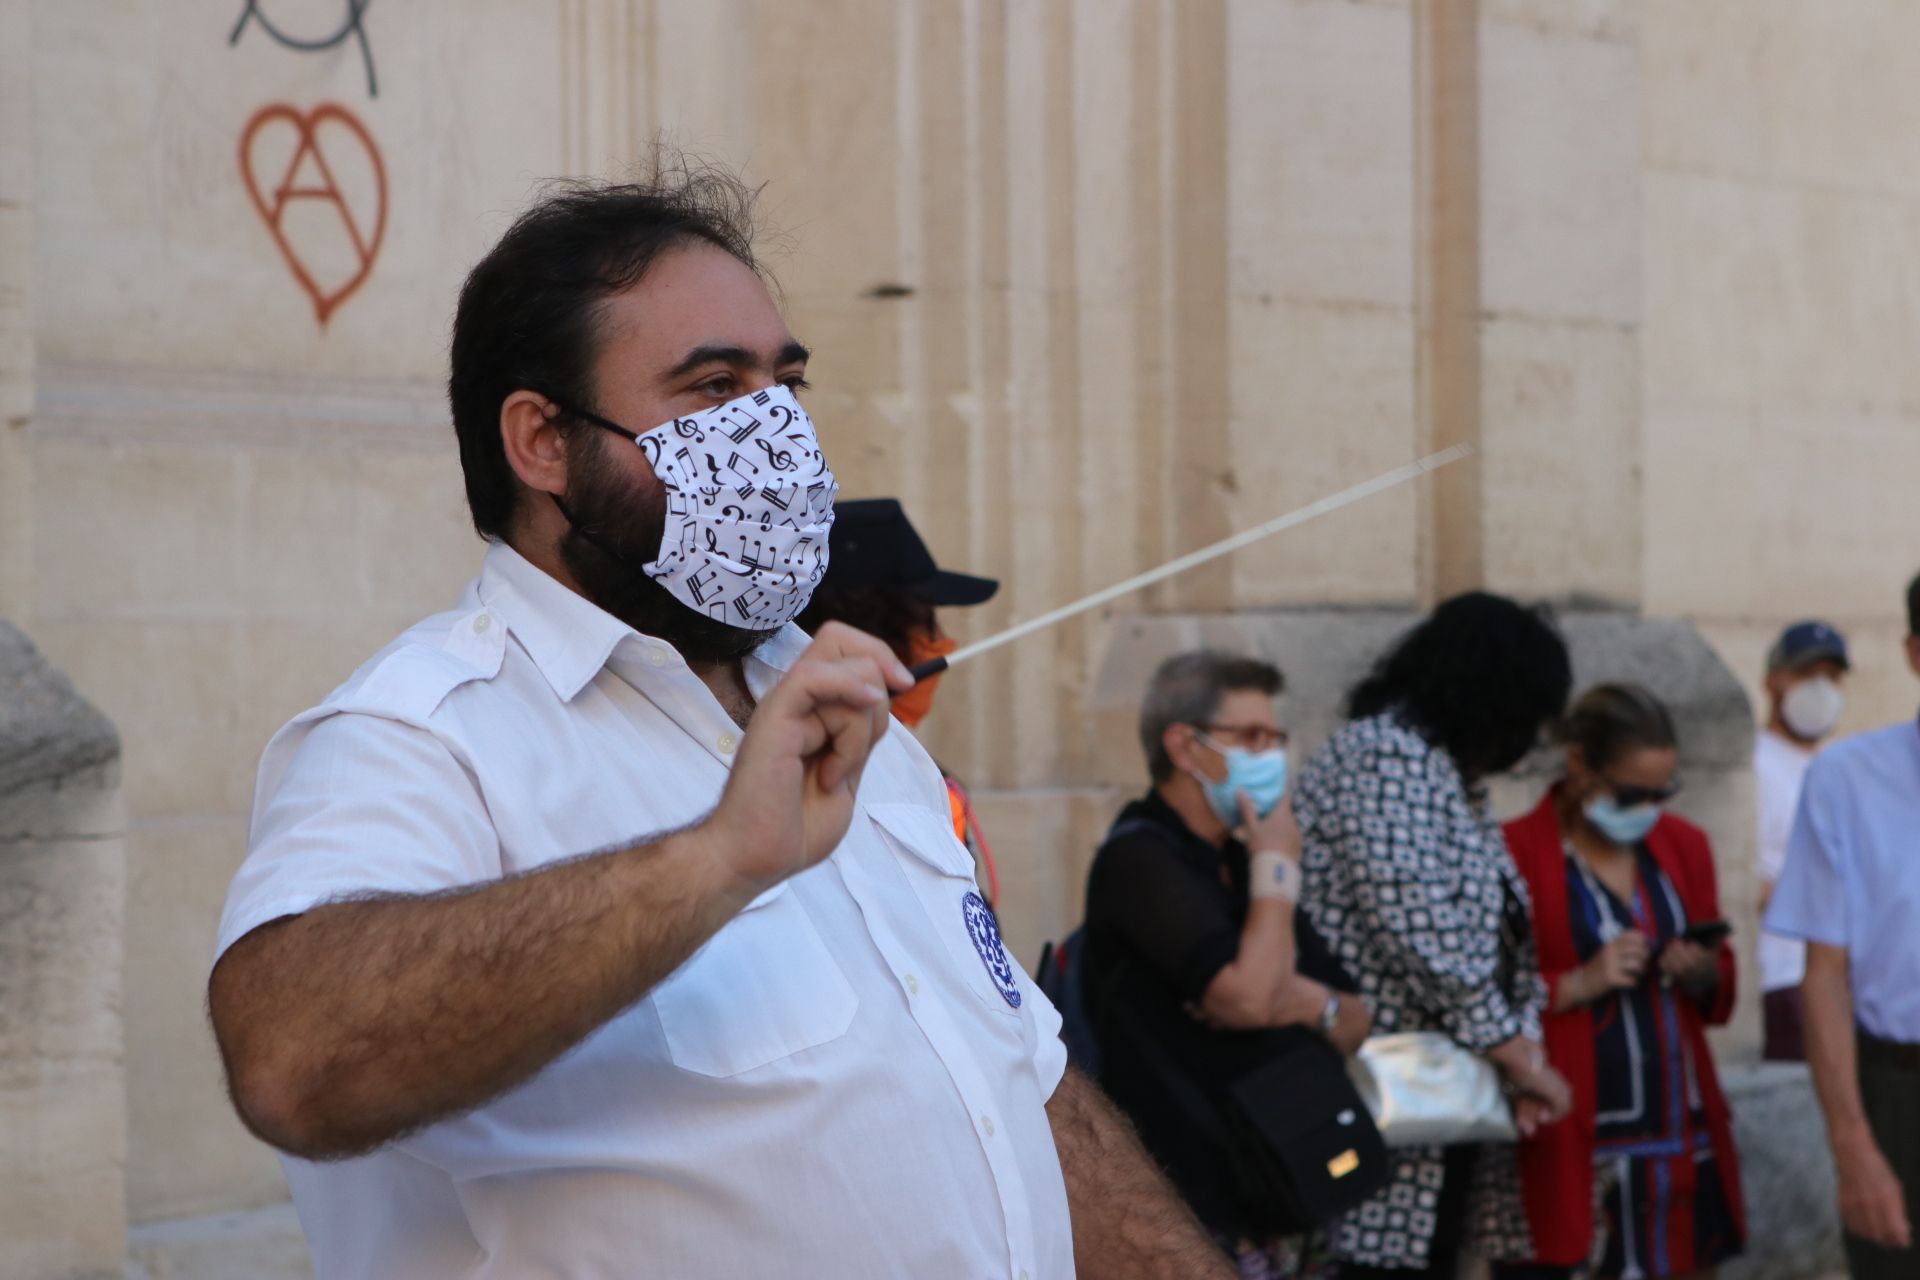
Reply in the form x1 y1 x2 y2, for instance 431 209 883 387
1126 788 1247 869
475 540 813 703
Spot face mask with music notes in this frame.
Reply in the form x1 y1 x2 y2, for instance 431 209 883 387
630 385 838 630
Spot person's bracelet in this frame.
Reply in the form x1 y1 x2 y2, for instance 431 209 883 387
1249 851 1301 902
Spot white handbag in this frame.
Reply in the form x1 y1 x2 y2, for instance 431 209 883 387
1347 1032 1517 1148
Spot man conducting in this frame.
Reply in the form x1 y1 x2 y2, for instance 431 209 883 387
207 170 1228 1278
1765 574 1920 1279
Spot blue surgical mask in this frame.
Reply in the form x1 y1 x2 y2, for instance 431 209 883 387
1189 734 1289 828
1584 795 1660 845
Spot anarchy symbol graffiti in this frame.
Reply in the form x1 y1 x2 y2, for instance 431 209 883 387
238 103 389 326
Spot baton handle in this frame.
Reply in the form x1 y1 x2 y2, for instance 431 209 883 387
906 655 951 683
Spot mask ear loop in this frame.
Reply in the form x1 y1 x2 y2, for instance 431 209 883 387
542 398 647 564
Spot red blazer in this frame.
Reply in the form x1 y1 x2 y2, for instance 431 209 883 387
1503 789 1747 1267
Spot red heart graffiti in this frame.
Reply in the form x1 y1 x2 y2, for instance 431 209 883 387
238 102 388 326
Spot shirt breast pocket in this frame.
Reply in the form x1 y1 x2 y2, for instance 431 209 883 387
650 879 858 1078
867 803 1026 1025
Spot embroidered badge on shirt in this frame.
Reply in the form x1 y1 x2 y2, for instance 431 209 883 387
962 891 1022 1009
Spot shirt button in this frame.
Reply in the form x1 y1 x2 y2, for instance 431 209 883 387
905 974 920 995
1020 1271 1030 1280
471 614 491 634
980 1114 995 1137
717 732 738 755
647 648 669 667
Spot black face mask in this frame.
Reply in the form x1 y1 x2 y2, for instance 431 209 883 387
554 428 777 667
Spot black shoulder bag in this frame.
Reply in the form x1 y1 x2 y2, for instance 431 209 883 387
1082 817 1390 1233
1097 955 1389 1235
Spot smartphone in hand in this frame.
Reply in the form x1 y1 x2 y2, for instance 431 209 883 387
1681 919 1732 948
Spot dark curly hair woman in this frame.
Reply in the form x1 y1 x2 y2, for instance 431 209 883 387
1290 592 1575 1279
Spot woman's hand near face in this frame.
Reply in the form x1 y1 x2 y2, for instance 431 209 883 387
1239 792 1301 860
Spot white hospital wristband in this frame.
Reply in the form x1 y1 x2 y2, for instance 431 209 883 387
1249 851 1302 902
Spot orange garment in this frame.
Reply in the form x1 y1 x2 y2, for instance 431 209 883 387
893 633 957 728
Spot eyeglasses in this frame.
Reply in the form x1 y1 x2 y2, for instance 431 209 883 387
1604 777 1682 809
1196 723 1289 753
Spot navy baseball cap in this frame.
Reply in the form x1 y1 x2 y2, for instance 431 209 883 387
821 498 999 606
1767 620 1851 673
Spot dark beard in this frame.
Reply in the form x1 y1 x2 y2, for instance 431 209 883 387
555 430 779 667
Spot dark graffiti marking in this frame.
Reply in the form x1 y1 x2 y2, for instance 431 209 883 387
230 0 379 98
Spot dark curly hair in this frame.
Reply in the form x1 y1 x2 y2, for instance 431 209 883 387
795 586 936 666
1348 591 1572 779
1908 570 1920 637
447 152 763 540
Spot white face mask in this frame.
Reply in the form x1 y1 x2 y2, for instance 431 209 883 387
1781 674 1846 741
600 385 837 630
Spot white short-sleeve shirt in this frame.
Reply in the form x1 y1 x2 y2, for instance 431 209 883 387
1754 728 1814 992
218 542 1073 1280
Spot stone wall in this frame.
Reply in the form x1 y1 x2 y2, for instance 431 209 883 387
0 621 126 1279
1641 0 1920 737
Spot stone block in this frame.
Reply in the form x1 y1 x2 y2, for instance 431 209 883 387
1645 0 1920 198
124 819 285 1222
0 1058 127 1280
744 0 900 302
1227 0 1415 310
1478 317 1640 606
1225 298 1420 608
0 620 126 1279
1640 0 1770 177
1483 0 1639 42
127 1201 311 1280
354 447 486 619
0 425 30 623
1642 400 1920 625
1478 19 1641 325
0 622 119 796
1720 1064 1846 1280
30 436 244 622
27 620 246 820
241 450 364 621
1644 172 1920 412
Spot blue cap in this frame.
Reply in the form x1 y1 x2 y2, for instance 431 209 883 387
1767 620 1850 673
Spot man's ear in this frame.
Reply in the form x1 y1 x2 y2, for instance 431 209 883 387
1906 634 1920 680
500 390 571 498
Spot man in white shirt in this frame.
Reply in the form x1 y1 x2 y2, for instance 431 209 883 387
1765 578 1920 1279
208 169 1228 1278
1753 619 1850 1061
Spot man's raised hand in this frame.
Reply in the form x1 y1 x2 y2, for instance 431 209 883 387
704 623 915 894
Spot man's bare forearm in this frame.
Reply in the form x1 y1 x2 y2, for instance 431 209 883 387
1046 1067 1235 1278
209 824 750 1159
1804 945 1872 1151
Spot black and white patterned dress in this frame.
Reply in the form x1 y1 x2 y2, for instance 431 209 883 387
1292 711 1545 1270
